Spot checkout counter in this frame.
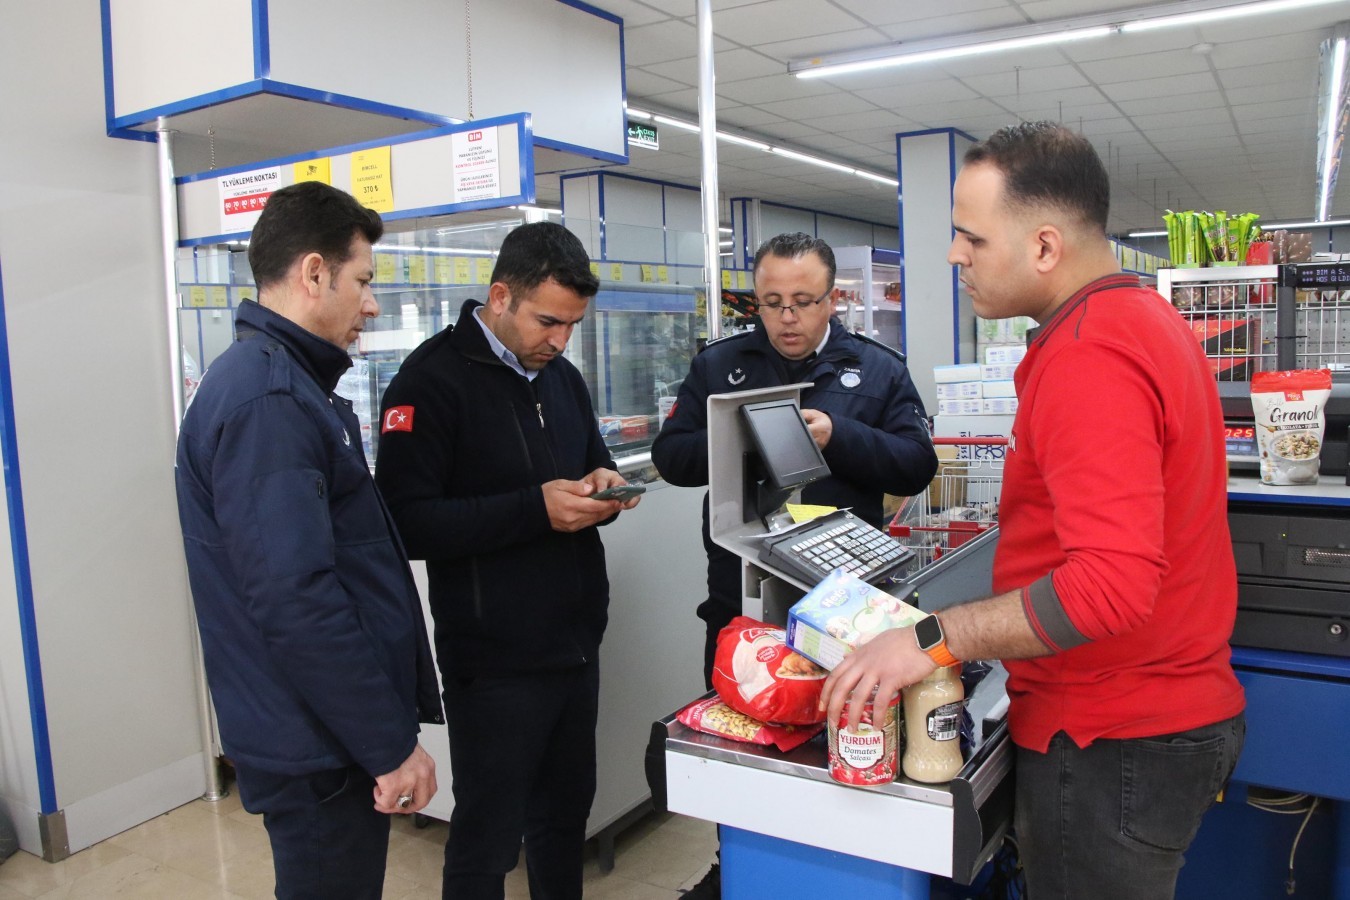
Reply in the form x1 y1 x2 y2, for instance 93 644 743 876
648 385 1014 897
649 383 1350 898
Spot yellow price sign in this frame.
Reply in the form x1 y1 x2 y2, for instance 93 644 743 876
454 258 472 284
407 254 427 284
209 286 229 308
188 286 207 308
375 253 397 284
589 262 601 278
657 265 669 284
433 256 453 284
640 264 654 283
737 271 748 290
293 157 331 185
721 270 732 290
476 258 494 284
235 287 256 305
609 263 624 281
351 146 394 213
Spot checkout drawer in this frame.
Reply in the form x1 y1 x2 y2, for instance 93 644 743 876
1229 508 1350 585
1231 664 1350 802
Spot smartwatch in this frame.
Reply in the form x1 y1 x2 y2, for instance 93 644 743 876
914 613 958 667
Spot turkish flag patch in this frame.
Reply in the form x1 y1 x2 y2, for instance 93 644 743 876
381 406 414 434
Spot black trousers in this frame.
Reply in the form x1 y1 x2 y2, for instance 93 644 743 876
699 600 739 690
442 660 600 900
234 762 390 900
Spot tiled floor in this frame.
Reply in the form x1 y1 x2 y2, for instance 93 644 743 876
0 792 719 899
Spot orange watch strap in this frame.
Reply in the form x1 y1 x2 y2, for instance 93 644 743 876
925 642 958 668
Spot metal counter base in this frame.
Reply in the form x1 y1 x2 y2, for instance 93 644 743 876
657 680 1013 895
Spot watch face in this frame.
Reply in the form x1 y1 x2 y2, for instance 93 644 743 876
914 614 943 650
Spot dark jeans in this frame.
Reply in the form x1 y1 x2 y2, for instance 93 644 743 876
442 660 600 900
234 763 390 900
1014 712 1245 900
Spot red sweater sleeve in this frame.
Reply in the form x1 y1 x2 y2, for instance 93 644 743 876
1028 340 1170 642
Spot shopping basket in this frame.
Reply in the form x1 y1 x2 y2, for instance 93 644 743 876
889 437 1007 562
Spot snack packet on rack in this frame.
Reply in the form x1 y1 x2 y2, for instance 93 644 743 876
675 697 823 752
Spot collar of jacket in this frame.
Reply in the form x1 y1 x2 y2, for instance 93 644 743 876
234 300 353 393
742 317 860 368
449 298 513 367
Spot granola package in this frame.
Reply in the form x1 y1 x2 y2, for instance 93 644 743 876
1251 369 1332 485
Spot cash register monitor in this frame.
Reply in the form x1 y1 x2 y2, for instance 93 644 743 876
740 399 830 525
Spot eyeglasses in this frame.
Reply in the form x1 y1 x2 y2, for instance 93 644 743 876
757 291 830 318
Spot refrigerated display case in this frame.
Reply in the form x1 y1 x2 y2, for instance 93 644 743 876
834 246 903 355
176 216 703 466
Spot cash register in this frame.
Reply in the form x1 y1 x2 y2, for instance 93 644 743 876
739 396 914 587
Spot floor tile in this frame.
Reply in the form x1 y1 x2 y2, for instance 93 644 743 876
0 800 716 900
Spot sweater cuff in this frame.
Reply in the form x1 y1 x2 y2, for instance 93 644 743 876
1021 574 1089 652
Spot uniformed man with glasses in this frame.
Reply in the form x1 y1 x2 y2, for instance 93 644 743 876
653 231 937 687
652 232 936 896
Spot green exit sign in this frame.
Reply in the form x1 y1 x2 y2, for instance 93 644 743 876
627 122 659 150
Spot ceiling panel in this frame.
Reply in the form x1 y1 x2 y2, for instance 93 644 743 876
592 0 1347 231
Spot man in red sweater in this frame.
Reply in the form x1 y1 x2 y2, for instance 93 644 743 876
823 122 1245 900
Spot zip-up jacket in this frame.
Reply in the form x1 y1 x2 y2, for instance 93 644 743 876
652 320 937 614
374 299 616 677
175 300 442 778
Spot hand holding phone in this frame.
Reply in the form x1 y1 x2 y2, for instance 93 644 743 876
591 484 646 501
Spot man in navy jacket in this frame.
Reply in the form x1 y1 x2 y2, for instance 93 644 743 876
375 222 638 900
175 182 441 900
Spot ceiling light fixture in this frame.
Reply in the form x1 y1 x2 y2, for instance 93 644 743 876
791 0 1347 80
514 205 562 216
1318 34 1348 222
627 106 900 188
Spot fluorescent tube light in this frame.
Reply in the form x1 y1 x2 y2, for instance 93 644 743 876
1121 0 1347 34
514 205 562 216
793 0 1348 81
771 147 857 175
1318 36 1347 222
855 170 901 187
653 115 700 133
614 107 899 187
717 131 771 151
719 226 733 234
624 108 653 120
798 27 1112 79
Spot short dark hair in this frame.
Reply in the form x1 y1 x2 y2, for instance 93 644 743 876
247 182 384 289
752 232 837 292
964 122 1110 232
490 222 599 304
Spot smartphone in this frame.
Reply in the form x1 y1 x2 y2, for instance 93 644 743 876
591 484 646 501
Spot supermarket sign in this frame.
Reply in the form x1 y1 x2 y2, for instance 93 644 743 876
218 166 280 234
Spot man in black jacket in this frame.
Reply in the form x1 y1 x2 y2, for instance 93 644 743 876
375 222 639 900
176 182 441 900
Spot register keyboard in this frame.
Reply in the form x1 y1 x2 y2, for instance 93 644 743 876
759 509 915 586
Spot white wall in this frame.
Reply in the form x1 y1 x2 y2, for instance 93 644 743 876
0 0 206 855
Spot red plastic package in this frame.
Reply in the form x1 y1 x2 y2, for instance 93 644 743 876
676 697 823 752
712 616 828 726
